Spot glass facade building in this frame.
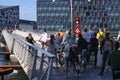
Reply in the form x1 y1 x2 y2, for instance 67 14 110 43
37 0 120 30
0 6 19 29
37 0 70 30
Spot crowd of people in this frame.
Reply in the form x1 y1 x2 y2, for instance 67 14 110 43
25 27 120 79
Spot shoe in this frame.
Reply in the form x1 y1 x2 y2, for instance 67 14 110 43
98 73 103 76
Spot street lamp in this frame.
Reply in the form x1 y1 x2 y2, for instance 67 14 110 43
70 0 73 32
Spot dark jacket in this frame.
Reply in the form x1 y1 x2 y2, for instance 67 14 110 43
108 50 120 70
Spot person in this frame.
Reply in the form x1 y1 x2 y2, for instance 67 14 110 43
61 29 71 45
62 30 75 45
39 29 49 49
108 41 120 80
82 28 91 44
88 27 94 39
26 33 35 45
55 33 62 49
25 33 36 51
55 29 64 39
47 34 57 55
89 33 98 67
69 43 80 77
77 34 88 55
63 40 72 78
47 34 57 67
98 32 113 76
96 27 105 44
117 31 120 41
77 34 88 65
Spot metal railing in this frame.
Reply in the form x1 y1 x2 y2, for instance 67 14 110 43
2 30 56 80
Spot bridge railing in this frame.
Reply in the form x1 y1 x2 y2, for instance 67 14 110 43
2 30 56 80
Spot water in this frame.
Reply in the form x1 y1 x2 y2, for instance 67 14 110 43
0 54 29 80
0 42 29 80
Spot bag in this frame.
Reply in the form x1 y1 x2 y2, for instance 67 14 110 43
103 39 112 51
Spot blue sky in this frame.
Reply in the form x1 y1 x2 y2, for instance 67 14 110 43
0 0 36 21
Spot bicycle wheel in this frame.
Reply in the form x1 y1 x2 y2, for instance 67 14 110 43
79 58 86 73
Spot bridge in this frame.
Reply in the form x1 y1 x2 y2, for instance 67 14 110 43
0 30 114 80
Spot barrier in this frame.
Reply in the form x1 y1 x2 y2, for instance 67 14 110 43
2 30 55 80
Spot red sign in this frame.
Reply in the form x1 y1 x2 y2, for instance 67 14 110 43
73 24 82 34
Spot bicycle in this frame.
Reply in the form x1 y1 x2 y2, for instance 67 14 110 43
78 49 87 73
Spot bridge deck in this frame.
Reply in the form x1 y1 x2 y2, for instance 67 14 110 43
51 66 112 80
0 30 114 80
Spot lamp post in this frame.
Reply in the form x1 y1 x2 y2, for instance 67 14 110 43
70 0 73 32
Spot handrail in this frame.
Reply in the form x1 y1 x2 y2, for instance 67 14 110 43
2 30 56 80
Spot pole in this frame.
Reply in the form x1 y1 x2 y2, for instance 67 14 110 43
70 0 73 32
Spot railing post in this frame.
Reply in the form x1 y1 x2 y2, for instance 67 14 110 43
46 57 53 80
11 38 15 53
38 54 45 79
6 38 15 60
31 50 38 80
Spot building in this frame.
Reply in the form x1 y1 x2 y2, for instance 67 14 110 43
37 0 70 30
37 0 120 30
19 19 37 31
0 5 19 30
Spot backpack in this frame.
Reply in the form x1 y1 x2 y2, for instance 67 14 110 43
69 45 78 58
103 39 112 51
69 45 79 63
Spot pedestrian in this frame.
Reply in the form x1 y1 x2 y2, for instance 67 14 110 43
96 27 105 44
98 33 113 76
89 33 98 67
108 41 120 80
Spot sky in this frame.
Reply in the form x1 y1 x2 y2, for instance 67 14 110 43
0 0 36 21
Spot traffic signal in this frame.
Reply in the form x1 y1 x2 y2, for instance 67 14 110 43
75 17 80 24
73 16 82 35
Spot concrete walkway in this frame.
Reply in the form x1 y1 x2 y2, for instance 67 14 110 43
51 66 112 80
